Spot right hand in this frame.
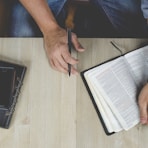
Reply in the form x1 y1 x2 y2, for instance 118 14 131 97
43 25 85 75
138 83 148 124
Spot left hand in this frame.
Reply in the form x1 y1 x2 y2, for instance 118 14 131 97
138 83 148 124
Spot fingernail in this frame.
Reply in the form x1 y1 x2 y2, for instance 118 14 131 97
81 48 85 51
78 45 85 51
141 119 147 124
73 71 79 75
79 48 85 52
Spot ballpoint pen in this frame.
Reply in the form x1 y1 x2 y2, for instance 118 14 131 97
67 28 72 76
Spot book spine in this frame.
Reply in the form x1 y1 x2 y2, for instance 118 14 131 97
5 69 26 128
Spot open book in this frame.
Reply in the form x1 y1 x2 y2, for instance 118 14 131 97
81 45 148 135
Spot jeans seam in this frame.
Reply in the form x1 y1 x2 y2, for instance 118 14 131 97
55 0 67 16
99 1 118 31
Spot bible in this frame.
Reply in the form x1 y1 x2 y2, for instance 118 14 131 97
81 45 148 135
0 60 26 128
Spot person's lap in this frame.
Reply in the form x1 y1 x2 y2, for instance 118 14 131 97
8 0 148 37
91 0 148 37
8 0 66 37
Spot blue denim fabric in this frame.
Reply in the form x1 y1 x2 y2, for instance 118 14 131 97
9 0 148 37
9 0 66 37
91 0 148 36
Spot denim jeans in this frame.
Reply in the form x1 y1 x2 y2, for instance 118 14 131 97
8 0 67 37
91 0 148 37
8 0 148 37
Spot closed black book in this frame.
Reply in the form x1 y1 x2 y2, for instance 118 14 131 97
0 60 27 128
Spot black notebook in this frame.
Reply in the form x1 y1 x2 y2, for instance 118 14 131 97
0 60 26 129
81 45 148 135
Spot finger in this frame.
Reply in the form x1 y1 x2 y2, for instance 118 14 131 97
55 53 79 75
62 49 79 65
71 33 85 52
53 59 79 75
49 59 57 70
50 57 79 75
58 55 79 75
139 102 148 124
58 55 69 71
71 66 79 75
52 59 68 74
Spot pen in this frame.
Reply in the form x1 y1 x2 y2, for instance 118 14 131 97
67 28 72 76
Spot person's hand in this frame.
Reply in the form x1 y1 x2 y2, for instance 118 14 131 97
138 83 148 124
43 25 85 75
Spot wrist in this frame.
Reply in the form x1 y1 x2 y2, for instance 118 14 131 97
40 20 60 36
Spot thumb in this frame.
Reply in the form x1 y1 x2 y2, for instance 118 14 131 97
139 102 147 124
71 33 85 52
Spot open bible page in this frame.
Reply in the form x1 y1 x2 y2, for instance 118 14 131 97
125 46 148 88
86 57 140 130
85 71 123 133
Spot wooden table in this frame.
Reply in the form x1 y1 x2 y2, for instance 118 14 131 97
0 38 148 148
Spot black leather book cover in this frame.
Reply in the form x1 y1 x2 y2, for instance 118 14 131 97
0 60 27 128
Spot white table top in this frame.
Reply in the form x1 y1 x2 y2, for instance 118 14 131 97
0 38 148 148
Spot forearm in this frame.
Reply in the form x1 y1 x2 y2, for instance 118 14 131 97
19 0 84 75
19 0 59 34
